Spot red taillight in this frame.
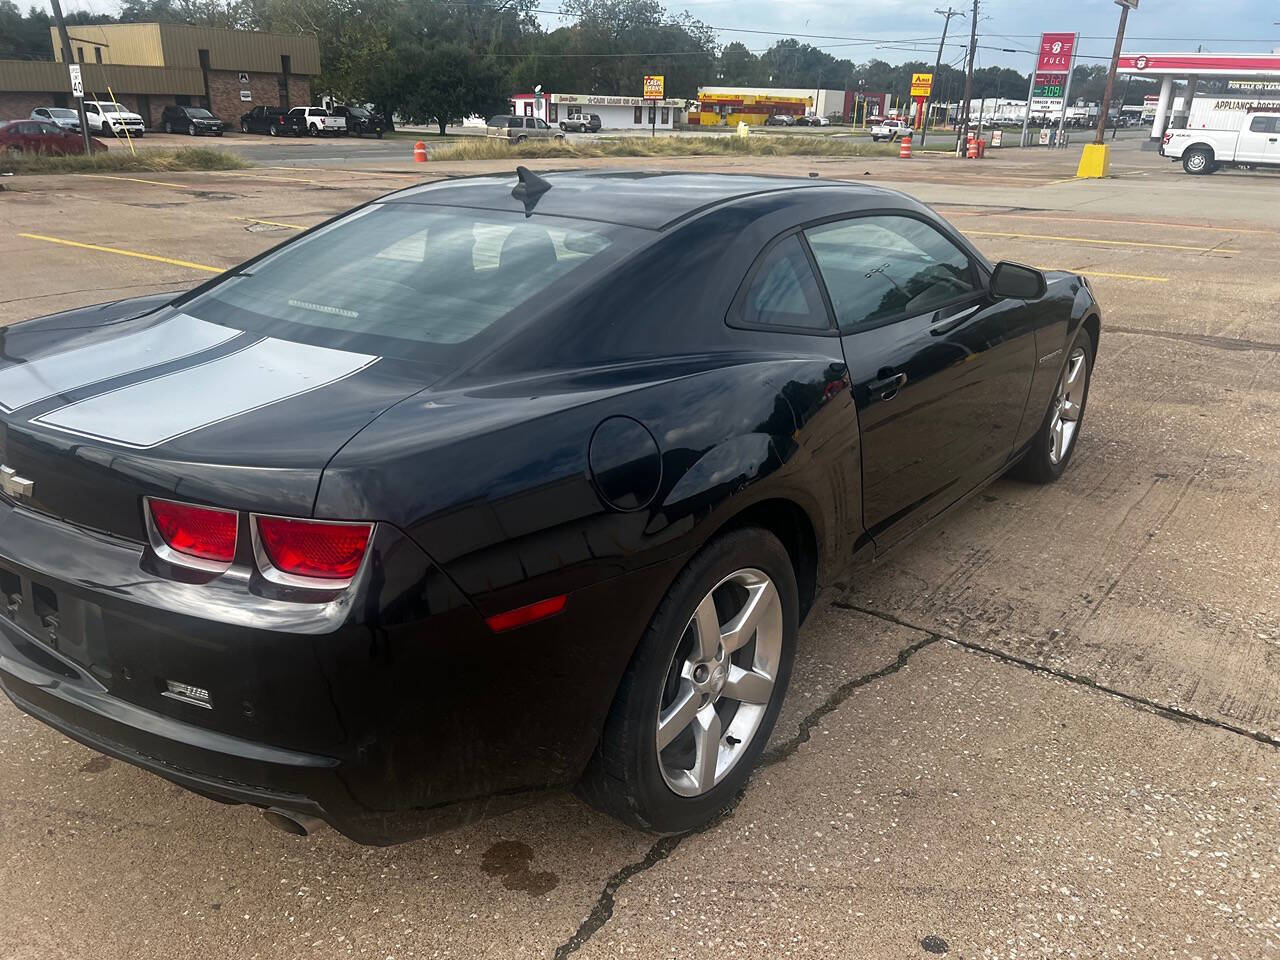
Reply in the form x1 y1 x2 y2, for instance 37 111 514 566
254 515 372 582
485 595 568 633
148 498 238 564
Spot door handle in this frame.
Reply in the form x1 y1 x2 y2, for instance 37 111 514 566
867 372 907 401
930 303 981 336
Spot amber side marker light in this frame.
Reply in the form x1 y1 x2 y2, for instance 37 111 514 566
485 595 568 633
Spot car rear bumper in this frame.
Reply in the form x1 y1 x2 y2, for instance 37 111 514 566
0 499 679 843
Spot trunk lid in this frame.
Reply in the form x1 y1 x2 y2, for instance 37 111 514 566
0 303 440 540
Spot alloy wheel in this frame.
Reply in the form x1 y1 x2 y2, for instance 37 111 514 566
1048 346 1088 465
656 568 782 797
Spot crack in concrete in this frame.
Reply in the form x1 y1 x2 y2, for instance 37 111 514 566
1108 325 1280 354
836 601 1280 750
550 632 938 959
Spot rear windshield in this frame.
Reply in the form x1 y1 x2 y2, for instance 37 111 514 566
179 203 643 362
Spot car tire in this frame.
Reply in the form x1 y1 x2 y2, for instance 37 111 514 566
188 123 197 136
1183 148 1212 175
309 124 318 136
269 124 279 136
577 527 798 834
241 121 249 133
376 130 383 139
515 135 527 143
1012 326 1094 484
555 133 565 141
163 121 172 133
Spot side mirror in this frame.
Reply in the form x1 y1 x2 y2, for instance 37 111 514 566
990 261 1047 300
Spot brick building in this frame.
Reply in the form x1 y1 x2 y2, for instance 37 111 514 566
0 23 319 129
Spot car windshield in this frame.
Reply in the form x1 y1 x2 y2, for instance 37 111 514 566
348 107 371 117
46 108 77 118
187 108 213 118
99 102 128 112
179 203 642 363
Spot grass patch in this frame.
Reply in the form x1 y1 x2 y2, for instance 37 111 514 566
434 135 900 162
0 147 249 175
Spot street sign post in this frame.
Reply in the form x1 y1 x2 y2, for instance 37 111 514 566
910 72 933 131
643 74 664 138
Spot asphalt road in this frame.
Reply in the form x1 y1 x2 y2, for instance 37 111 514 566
0 137 1277 959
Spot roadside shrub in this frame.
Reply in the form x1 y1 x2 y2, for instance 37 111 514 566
433 135 899 162
0 147 248 175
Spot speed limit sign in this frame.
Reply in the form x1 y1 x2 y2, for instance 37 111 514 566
68 63 83 99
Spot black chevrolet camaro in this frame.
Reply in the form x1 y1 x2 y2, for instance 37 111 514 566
0 170 1099 844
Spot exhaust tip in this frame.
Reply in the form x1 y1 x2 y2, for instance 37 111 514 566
263 807 324 837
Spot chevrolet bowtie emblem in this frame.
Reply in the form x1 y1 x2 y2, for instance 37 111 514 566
0 465 34 499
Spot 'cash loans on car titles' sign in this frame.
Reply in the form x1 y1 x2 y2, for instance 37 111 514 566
643 75 664 99
910 72 933 97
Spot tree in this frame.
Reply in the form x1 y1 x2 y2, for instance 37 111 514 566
265 0 394 101
382 41 508 134
716 41 762 86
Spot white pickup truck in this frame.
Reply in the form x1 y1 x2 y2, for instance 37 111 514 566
870 118 910 142
1161 113 1280 174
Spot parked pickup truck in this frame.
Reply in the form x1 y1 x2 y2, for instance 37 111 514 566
1161 113 1280 174
288 106 345 137
870 118 909 142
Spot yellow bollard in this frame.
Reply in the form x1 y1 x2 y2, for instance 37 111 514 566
1076 143 1110 178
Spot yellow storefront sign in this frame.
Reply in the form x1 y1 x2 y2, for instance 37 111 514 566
643 75 665 99
910 72 934 98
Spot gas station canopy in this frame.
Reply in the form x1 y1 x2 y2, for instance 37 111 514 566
1118 52 1280 139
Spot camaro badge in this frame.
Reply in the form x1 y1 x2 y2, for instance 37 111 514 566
0 465 33 498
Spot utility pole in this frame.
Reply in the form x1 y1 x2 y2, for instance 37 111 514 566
920 6 963 148
49 0 91 153
1093 0 1133 145
959 0 979 150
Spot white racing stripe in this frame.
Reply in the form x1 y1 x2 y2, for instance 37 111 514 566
33 338 378 448
0 313 238 413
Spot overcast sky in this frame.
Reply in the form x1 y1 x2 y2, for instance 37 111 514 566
541 0 1280 71
59 0 1280 71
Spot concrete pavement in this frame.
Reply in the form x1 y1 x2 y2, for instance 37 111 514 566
0 138 1277 959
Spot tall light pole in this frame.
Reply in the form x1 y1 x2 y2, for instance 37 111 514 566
920 6 963 148
1094 0 1136 144
49 0 91 153
958 0 979 148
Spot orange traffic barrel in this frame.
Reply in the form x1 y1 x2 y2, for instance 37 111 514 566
899 133 912 159
966 135 979 159
413 141 427 163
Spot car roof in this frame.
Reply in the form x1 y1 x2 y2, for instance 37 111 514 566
380 170 901 230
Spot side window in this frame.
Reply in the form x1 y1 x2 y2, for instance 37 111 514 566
535 118 548 129
806 215 977 332
1249 116 1276 133
737 235 831 331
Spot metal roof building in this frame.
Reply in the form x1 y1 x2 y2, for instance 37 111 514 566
0 23 319 131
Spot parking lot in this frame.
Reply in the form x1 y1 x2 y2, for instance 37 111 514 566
1 137 1278 959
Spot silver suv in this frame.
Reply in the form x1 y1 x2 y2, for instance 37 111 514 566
486 115 565 143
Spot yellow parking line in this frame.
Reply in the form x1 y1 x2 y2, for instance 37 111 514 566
1071 268 1170 283
945 210 1272 234
217 170 321 184
79 173 191 189
233 216 307 230
967 230 1239 254
18 233 222 273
